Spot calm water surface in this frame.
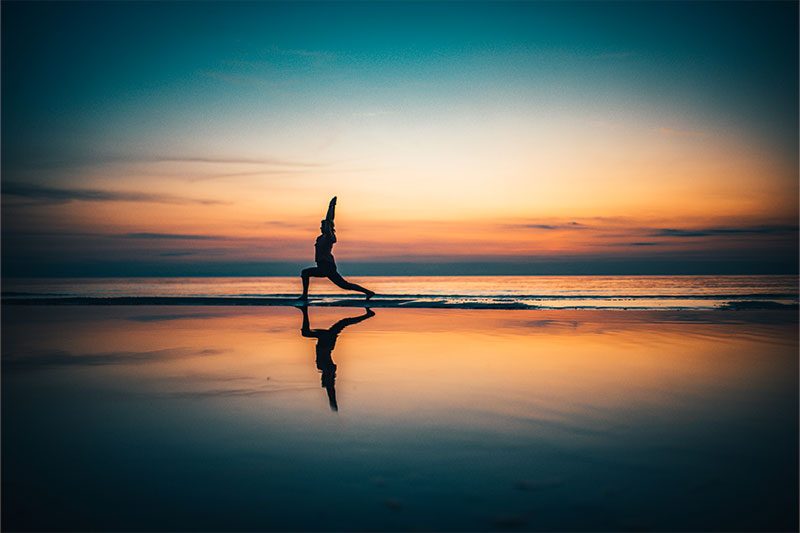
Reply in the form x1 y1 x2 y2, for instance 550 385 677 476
2 306 798 531
4 275 798 308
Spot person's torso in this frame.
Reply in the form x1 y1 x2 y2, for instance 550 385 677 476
315 234 335 263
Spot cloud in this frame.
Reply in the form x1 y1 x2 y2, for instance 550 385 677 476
262 220 308 229
187 169 308 183
159 251 198 257
2 230 100 239
147 153 329 182
121 232 221 240
3 182 226 205
150 155 324 167
512 221 588 230
652 225 798 238
627 241 661 246
2 230 225 243
1 152 328 184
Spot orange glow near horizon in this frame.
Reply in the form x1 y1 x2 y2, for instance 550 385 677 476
5 118 796 265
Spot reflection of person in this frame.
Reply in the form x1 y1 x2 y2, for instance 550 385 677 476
299 196 375 300
299 305 375 411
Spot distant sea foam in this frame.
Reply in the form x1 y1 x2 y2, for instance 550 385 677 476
3 275 797 310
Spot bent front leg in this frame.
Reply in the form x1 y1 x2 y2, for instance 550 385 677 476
301 266 326 298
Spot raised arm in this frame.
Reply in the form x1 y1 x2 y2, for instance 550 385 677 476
325 196 337 224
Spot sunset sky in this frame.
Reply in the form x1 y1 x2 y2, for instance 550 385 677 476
2 1 797 276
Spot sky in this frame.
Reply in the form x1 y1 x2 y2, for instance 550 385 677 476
2 1 798 276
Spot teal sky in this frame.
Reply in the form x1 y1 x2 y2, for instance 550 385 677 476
2 1 797 276
5 1 797 164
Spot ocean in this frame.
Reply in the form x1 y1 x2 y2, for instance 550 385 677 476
3 274 798 309
2 275 798 530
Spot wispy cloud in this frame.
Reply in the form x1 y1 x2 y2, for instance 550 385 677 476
159 251 197 257
3 182 225 205
120 232 222 240
2 152 326 177
262 220 308 229
150 155 324 167
652 225 798 238
509 221 588 230
146 153 330 182
2 230 226 242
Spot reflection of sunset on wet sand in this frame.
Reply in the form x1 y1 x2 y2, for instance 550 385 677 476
3 306 796 530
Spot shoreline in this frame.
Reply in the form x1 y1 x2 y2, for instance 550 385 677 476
2 295 797 311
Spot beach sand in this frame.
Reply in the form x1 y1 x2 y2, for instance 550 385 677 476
2 306 798 531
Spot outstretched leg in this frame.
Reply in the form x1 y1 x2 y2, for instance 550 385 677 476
300 266 326 299
327 271 374 299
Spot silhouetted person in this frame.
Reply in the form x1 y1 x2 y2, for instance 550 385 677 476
299 305 375 411
299 196 375 300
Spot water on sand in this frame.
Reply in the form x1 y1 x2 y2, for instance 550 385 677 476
2 306 797 531
4 274 798 309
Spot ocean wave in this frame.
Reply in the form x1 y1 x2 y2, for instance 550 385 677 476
2 295 797 311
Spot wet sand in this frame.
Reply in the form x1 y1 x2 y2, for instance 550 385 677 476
2 306 798 531
4 295 798 310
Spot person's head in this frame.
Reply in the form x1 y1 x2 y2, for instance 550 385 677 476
320 220 334 233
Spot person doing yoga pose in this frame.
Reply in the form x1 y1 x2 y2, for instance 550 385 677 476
299 197 374 300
